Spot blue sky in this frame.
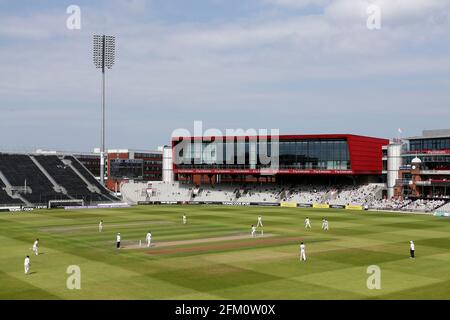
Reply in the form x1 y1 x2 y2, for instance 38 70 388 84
1 0 450 152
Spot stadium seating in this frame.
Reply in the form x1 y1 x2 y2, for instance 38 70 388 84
122 181 386 206
115 180 450 214
194 185 238 202
63 156 119 201
284 185 330 204
369 198 449 212
402 199 446 212
0 154 68 204
120 181 149 203
0 180 23 206
150 182 192 202
369 198 411 210
34 155 110 202
326 185 382 205
435 202 450 213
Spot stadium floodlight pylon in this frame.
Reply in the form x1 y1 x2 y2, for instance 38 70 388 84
93 35 115 186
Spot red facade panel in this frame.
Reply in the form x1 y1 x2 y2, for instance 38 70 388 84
347 135 389 174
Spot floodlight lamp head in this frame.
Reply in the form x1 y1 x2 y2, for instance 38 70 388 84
93 34 116 69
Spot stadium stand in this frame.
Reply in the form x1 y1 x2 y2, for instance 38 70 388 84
0 153 119 207
0 154 68 205
124 181 387 206
120 181 149 204
368 198 411 210
63 155 119 201
122 181 450 212
369 198 449 212
194 185 238 202
327 185 383 206
150 182 192 202
223 184 384 205
0 179 23 206
401 199 446 212
33 155 110 203
435 202 450 213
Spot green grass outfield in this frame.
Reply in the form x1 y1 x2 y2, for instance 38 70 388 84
0 205 449 300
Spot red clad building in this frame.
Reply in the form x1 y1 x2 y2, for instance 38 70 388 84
172 134 389 185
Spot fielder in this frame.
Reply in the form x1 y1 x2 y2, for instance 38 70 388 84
410 240 415 259
146 231 152 247
99 220 104 232
305 217 311 229
322 218 329 231
251 225 257 237
24 255 31 274
32 238 39 256
116 233 121 249
182 214 187 225
300 242 307 261
257 215 263 227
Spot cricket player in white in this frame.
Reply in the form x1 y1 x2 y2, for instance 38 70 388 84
182 214 187 225
300 242 306 261
410 240 415 258
99 220 104 232
32 239 39 256
305 217 311 229
323 219 329 231
24 255 30 274
257 216 263 227
116 233 121 249
251 225 257 237
146 232 152 247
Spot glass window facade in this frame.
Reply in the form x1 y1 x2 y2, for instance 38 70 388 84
110 159 144 179
134 153 163 181
276 140 350 170
175 138 350 171
404 155 450 170
410 138 450 151
134 152 163 159
75 154 100 176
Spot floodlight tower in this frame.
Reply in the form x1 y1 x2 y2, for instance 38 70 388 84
93 35 115 186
